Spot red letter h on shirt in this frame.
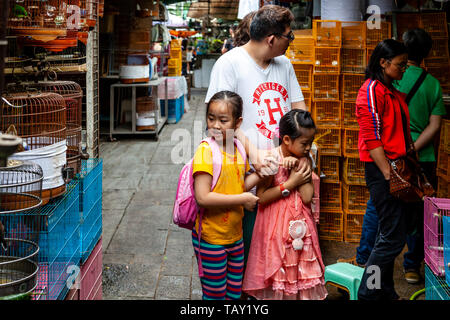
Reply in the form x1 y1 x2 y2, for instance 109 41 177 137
264 98 284 125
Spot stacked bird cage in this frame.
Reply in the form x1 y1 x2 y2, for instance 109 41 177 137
18 81 83 177
8 0 68 42
0 93 67 204
0 134 42 299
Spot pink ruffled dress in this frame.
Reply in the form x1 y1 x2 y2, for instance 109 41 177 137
242 151 328 300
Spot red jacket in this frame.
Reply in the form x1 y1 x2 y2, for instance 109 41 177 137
356 78 411 162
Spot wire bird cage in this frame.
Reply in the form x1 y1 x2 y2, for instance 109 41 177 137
8 0 68 42
0 93 66 151
80 0 98 30
0 238 39 299
0 160 43 214
17 81 83 175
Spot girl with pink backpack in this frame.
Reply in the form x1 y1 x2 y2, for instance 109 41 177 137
190 91 262 300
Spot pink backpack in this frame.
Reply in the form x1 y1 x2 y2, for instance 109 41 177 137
173 137 247 277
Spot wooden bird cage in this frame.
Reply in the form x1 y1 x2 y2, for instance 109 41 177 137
8 0 68 42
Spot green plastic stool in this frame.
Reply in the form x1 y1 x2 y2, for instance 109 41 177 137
324 263 365 300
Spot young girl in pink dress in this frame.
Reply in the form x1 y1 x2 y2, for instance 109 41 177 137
242 109 327 300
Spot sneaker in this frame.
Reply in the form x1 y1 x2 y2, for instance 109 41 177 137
404 269 421 284
337 255 366 268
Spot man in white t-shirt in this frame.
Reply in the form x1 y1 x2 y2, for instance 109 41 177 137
205 4 311 275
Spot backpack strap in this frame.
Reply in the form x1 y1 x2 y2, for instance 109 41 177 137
234 138 247 170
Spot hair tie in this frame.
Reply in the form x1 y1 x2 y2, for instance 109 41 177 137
274 126 280 139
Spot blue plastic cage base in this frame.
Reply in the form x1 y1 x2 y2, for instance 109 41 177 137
425 264 450 300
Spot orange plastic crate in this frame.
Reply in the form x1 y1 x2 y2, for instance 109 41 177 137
293 63 313 90
437 176 449 198
313 73 340 100
302 89 312 111
366 21 391 48
313 20 342 47
343 182 370 213
421 12 448 39
341 48 366 74
342 21 366 49
319 209 344 241
313 100 341 127
286 30 315 63
314 47 340 73
344 210 365 243
343 128 359 158
341 73 365 101
318 155 340 183
168 58 180 67
320 182 342 211
316 127 341 156
342 101 358 128
343 157 366 186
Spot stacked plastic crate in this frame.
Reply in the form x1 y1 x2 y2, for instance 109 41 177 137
168 39 182 76
65 159 103 300
311 20 344 241
424 197 450 300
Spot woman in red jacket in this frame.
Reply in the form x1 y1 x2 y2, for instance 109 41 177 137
356 39 410 300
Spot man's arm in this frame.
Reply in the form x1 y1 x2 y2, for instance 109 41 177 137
413 115 442 152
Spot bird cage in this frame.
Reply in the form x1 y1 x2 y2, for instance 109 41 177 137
0 160 43 214
19 29 78 52
0 238 39 299
8 0 68 42
0 93 66 151
80 0 98 30
1 94 67 203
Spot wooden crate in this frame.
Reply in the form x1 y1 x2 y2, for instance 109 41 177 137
313 73 340 101
318 155 340 183
286 29 315 63
313 20 342 47
437 176 449 198
437 147 449 181
316 126 342 156
343 128 359 158
341 48 366 74
293 63 313 90
343 157 366 186
366 21 391 48
342 101 358 128
314 47 340 73
312 100 341 127
341 73 365 101
319 209 344 241
343 182 370 213
320 181 342 212
344 210 365 243
421 12 448 39
342 21 366 49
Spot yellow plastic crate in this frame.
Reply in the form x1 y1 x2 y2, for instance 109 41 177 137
286 29 315 63
342 21 366 49
313 20 342 47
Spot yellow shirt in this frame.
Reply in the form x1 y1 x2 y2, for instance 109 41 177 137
193 142 250 245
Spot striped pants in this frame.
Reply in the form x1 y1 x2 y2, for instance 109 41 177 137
192 229 244 300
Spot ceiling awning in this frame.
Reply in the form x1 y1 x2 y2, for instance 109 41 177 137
187 0 240 20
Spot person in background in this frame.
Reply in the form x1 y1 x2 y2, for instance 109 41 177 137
233 11 257 47
221 25 237 54
338 29 446 286
186 46 194 74
355 39 411 300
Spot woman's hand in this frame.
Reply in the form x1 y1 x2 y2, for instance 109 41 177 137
254 149 280 177
281 156 299 171
241 192 259 211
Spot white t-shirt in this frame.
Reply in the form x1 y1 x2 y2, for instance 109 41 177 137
205 47 304 150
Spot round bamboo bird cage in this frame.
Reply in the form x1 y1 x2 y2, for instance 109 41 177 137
8 0 68 42
1 93 67 203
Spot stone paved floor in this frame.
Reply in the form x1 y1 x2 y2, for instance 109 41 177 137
100 89 425 300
